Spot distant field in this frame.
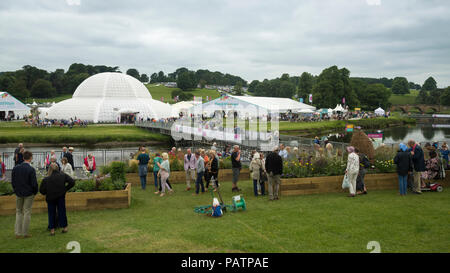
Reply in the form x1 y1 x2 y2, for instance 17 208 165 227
146 84 221 103
389 90 419 105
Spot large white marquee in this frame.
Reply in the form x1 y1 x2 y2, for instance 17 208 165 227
46 72 173 123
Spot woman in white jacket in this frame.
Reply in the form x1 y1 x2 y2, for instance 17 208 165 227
61 157 74 178
345 146 360 197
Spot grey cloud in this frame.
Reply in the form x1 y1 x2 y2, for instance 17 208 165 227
0 0 449 87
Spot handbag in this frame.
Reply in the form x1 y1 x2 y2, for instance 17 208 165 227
342 174 350 189
260 168 268 183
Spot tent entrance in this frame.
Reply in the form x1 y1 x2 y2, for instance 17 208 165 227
120 113 135 124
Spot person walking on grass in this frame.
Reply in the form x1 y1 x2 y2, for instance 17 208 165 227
250 152 263 197
158 153 173 197
345 146 359 197
193 151 205 195
231 145 242 192
394 143 413 196
39 163 75 236
265 146 283 201
355 148 369 195
206 150 219 191
153 153 163 194
137 146 150 190
11 151 38 239
408 140 425 194
184 148 197 191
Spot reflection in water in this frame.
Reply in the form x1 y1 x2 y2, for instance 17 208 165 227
382 125 450 144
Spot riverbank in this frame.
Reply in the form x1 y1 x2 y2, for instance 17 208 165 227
0 122 171 145
279 116 416 136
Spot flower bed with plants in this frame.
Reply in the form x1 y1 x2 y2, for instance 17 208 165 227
0 162 131 216
279 145 401 196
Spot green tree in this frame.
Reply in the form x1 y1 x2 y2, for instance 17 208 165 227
150 73 158 83
172 89 193 101
8 79 30 100
311 66 359 108
177 71 197 91
440 87 450 106
298 72 314 100
140 74 149 83
362 84 391 110
49 69 65 94
416 90 429 104
391 77 410 94
16 65 48 90
63 73 90 94
248 80 259 93
279 81 296 98
0 73 16 91
126 68 140 80
422 76 437 92
233 82 243 95
31 79 56 98
199 79 207 89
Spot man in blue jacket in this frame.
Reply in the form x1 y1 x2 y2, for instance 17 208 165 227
11 151 38 238
408 140 425 194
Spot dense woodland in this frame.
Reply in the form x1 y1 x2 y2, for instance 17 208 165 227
0 63 449 109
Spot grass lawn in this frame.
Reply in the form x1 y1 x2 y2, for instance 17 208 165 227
0 122 170 144
0 180 448 253
146 84 221 104
389 90 419 105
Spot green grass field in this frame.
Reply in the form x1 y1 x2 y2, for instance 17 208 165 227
0 180 448 253
146 84 221 104
0 122 170 144
389 90 419 105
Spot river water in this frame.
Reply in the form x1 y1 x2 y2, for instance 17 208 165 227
380 124 450 144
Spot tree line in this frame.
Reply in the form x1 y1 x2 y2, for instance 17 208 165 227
149 67 248 91
247 66 438 110
0 64 143 101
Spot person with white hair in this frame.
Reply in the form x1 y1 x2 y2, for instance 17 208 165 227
211 142 217 151
158 153 173 197
249 152 264 196
265 146 283 201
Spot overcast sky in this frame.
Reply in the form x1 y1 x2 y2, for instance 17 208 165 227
1 0 449 87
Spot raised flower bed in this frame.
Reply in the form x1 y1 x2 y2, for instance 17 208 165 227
0 183 131 216
0 161 131 216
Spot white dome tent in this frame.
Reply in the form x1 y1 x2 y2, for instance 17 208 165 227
374 107 385 116
46 72 173 123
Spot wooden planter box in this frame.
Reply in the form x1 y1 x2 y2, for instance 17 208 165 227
280 171 450 196
0 183 131 216
126 168 250 187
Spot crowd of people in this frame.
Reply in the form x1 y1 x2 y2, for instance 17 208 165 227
6 137 447 239
393 141 448 196
24 116 89 128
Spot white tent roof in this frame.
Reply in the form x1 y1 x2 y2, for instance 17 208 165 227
46 72 173 122
333 104 346 112
0 92 30 112
190 94 316 116
298 108 315 113
375 107 385 115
